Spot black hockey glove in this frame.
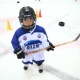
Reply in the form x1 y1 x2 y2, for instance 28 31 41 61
14 48 25 59
47 42 55 51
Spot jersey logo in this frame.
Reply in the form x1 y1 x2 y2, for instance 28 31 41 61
37 34 41 38
22 36 27 40
24 40 42 50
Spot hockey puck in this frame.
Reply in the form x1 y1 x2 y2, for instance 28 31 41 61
59 21 65 26
17 1 20 3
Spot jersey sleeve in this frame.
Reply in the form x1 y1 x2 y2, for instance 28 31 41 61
11 31 21 51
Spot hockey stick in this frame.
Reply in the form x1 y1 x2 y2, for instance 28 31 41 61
25 34 80 55
55 33 80 47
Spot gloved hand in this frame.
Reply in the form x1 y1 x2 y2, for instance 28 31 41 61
47 42 55 51
14 48 25 59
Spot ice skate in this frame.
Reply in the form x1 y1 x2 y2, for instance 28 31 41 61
39 69 43 73
23 64 29 70
23 66 28 70
38 65 43 73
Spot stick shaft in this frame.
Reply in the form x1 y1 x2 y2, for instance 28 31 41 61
55 34 80 47
25 34 80 55
26 40 74 55
55 40 75 47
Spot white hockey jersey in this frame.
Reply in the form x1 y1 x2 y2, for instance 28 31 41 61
11 25 49 54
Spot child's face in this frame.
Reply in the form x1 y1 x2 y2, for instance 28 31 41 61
23 18 34 27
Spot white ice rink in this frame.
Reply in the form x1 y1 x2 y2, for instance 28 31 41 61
0 0 80 80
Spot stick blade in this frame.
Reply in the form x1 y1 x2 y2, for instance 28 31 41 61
74 34 80 41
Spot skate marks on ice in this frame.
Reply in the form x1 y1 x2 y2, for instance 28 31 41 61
43 63 80 80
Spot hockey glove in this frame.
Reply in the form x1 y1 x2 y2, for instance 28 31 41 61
47 42 55 51
14 48 25 59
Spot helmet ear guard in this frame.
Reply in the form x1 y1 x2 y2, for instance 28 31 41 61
18 6 36 30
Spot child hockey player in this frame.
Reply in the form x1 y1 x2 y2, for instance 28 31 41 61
11 6 55 73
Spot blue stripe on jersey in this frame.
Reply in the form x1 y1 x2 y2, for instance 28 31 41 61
24 40 42 46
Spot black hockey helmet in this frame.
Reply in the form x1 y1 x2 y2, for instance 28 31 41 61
18 6 36 30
